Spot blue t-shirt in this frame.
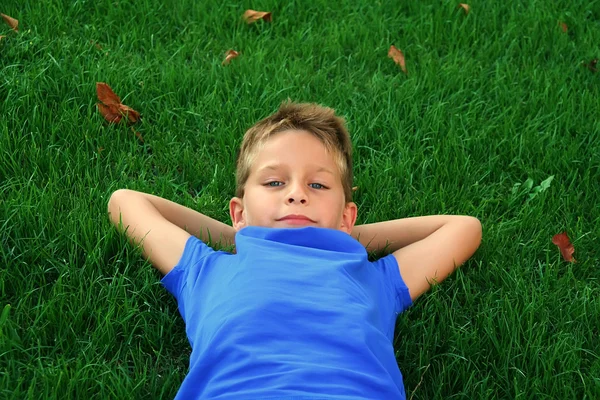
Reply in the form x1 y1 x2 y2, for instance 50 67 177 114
161 226 413 400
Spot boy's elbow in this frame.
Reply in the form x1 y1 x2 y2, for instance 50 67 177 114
107 189 121 213
465 216 482 250
107 189 129 225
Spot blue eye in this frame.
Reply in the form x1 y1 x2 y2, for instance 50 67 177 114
265 181 327 189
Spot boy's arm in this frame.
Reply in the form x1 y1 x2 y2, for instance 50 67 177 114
352 215 482 301
107 189 235 275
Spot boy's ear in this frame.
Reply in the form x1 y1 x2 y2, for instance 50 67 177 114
229 197 246 231
340 201 358 234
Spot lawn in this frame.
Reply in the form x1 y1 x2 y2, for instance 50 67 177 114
1 0 599 398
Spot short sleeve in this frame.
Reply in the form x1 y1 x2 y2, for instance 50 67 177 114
160 236 215 302
373 254 413 314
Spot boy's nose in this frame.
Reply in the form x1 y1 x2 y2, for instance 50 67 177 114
286 181 309 204
287 197 307 204
286 184 308 204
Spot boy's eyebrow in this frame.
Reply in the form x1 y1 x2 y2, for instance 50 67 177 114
258 163 335 175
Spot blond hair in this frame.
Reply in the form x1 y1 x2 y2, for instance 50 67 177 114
235 100 353 202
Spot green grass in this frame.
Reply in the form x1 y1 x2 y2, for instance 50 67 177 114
1 0 599 398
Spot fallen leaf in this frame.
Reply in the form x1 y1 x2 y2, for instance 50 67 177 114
558 21 568 33
584 58 598 72
121 104 140 123
352 186 358 192
0 35 5 41
458 4 470 14
90 40 103 50
96 82 140 124
243 10 272 24
1 13 18 32
222 49 240 66
552 231 576 263
388 45 407 74
131 127 144 142
97 82 121 105
97 103 121 123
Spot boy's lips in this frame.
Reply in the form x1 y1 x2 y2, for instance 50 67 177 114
277 214 315 223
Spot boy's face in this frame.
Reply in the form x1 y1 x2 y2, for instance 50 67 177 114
230 129 357 234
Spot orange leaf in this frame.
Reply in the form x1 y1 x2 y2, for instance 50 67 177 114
458 4 470 15
552 231 576 263
584 58 598 72
96 82 121 106
97 103 123 123
96 82 140 124
222 49 240 66
388 45 407 74
131 127 144 142
90 40 103 50
559 21 568 33
243 10 272 24
120 105 141 123
1 13 18 32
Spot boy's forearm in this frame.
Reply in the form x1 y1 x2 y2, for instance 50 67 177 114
120 189 236 246
352 215 477 253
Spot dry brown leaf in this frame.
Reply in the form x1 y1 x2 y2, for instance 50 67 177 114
96 82 140 124
559 21 568 33
97 82 121 106
352 186 358 192
131 127 144 142
552 231 576 263
90 40 103 50
122 105 141 123
458 4 470 15
388 45 407 74
97 103 122 123
584 58 598 72
243 10 272 24
1 13 18 32
222 49 240 66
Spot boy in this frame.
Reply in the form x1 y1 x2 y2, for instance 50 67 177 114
107 101 482 399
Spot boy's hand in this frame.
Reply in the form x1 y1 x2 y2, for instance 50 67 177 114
353 215 482 301
108 190 191 275
107 189 235 275
393 216 481 301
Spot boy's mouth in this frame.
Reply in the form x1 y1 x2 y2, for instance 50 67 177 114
277 214 315 224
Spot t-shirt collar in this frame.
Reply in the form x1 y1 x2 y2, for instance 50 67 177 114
235 226 366 255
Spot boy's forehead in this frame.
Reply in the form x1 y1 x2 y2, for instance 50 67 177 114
255 162 336 176
251 131 338 170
